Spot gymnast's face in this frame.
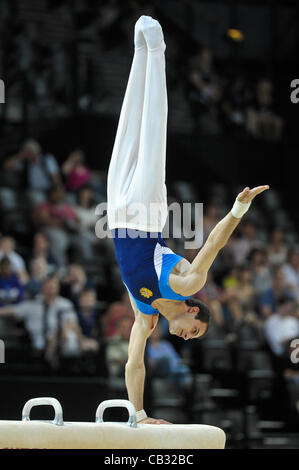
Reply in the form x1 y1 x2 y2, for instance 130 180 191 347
168 313 208 341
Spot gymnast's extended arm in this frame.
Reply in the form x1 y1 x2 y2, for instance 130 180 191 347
170 185 269 297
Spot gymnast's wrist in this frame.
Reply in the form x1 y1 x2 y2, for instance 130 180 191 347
231 198 251 218
136 409 147 422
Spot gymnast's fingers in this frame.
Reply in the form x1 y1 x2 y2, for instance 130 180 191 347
140 417 173 425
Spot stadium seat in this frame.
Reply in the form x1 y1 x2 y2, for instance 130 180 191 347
200 339 233 372
247 370 276 403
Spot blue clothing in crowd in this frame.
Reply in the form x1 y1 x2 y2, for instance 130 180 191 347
0 274 24 306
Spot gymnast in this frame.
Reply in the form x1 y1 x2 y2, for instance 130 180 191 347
107 15 269 425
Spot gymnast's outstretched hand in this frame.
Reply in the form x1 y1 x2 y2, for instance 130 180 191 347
237 185 269 203
139 417 173 425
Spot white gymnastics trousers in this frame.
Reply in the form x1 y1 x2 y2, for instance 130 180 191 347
107 16 168 233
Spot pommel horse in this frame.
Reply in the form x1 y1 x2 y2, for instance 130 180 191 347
0 397 226 449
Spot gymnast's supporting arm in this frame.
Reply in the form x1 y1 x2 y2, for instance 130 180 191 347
125 319 149 413
126 294 170 424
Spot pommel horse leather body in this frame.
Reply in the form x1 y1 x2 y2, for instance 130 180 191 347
0 397 226 449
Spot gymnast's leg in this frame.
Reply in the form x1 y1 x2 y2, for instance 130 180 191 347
130 17 168 233
107 16 169 233
107 17 148 230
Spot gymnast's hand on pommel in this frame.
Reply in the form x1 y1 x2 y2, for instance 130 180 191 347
139 417 173 425
236 185 269 204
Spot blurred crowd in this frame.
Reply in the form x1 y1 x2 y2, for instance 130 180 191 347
186 48 284 139
0 137 298 424
0 0 286 141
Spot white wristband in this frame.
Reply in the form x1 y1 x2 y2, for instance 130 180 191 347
136 409 147 423
231 199 251 218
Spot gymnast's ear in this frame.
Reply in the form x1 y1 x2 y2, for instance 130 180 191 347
186 304 199 314
186 298 211 324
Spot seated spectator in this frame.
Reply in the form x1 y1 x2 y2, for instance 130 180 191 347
246 78 284 141
76 289 102 341
248 247 272 296
222 74 251 133
61 149 91 192
30 232 57 274
98 0 127 50
0 256 24 306
25 256 49 299
102 290 134 338
0 277 84 368
105 315 132 377
146 323 193 392
203 202 221 241
32 184 83 267
230 219 263 266
74 186 98 231
60 264 90 308
264 296 299 358
187 47 222 134
224 266 256 324
0 236 29 283
281 249 299 301
74 186 100 260
259 266 295 318
3 139 61 191
222 266 239 290
195 271 226 330
266 227 288 267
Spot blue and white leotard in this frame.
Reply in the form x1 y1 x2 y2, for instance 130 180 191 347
112 229 190 315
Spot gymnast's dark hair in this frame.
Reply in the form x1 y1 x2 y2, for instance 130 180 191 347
185 297 211 339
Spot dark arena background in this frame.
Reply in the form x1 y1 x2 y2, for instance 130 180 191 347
0 0 299 450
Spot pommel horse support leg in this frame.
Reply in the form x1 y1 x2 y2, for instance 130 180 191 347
0 398 226 449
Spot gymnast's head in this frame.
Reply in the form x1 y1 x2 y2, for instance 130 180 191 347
168 298 211 341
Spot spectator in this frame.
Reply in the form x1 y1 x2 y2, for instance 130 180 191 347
4 139 61 191
230 219 263 266
0 277 83 367
187 47 222 134
98 0 125 50
30 232 57 274
266 227 288 267
0 256 24 306
74 186 100 260
0 236 29 283
259 266 295 318
32 184 82 267
60 264 90 308
264 296 299 358
61 149 91 192
248 248 272 296
25 256 49 299
203 202 221 241
224 266 256 324
146 323 193 392
222 74 251 134
76 288 102 342
74 186 98 231
102 290 134 338
281 249 299 301
246 78 284 141
195 271 226 330
105 315 132 377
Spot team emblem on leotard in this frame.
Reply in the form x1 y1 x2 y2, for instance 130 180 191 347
140 287 153 298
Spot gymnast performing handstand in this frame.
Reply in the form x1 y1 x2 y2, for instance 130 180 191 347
107 15 269 424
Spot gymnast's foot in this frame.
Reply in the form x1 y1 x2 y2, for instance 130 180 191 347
135 15 165 51
134 16 147 50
